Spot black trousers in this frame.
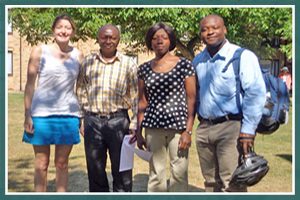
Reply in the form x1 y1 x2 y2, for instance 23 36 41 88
84 111 132 192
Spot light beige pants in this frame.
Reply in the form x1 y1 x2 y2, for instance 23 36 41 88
196 120 247 192
145 128 189 192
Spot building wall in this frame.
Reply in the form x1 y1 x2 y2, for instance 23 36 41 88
7 31 21 91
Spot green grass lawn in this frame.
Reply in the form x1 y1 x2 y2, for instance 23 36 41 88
7 92 293 192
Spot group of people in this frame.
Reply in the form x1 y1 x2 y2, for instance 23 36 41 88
23 13 267 193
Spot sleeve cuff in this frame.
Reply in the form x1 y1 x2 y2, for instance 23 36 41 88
129 122 137 130
240 123 256 135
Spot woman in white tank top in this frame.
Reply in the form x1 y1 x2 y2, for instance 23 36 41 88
23 14 84 192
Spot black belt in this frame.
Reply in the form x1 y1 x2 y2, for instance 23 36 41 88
87 110 127 120
198 113 242 125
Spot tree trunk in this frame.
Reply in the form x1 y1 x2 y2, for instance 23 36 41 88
176 39 195 61
176 37 200 61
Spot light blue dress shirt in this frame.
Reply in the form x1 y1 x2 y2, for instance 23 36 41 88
192 40 266 135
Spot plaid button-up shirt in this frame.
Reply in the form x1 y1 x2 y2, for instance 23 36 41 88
76 51 138 130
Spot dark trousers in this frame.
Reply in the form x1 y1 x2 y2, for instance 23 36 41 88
84 111 132 192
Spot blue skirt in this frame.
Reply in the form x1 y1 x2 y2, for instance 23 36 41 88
22 115 81 145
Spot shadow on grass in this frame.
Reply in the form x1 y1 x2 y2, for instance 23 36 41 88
69 155 85 160
132 173 204 192
8 171 33 192
47 172 204 192
8 156 204 193
133 174 148 192
189 185 205 192
47 170 89 192
8 157 34 192
276 154 292 163
11 158 32 169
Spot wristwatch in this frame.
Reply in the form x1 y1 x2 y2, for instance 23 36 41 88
185 130 192 135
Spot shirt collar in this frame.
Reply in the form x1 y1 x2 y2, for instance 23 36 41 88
96 50 121 64
217 39 231 58
202 39 230 62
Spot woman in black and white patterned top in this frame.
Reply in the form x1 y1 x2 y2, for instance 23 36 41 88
138 58 194 130
130 22 196 192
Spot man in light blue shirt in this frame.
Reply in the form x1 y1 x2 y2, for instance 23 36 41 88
192 14 266 192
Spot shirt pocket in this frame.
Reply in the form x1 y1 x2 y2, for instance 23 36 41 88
213 70 236 97
108 75 127 96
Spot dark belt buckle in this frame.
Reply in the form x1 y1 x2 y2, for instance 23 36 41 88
98 114 110 120
208 115 229 125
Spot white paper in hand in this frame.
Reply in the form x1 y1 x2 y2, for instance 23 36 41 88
119 135 153 172
119 135 136 172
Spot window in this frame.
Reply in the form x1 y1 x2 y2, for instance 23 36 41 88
7 51 13 75
8 10 12 34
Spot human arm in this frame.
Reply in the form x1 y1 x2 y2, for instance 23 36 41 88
79 119 84 137
178 75 196 150
239 50 266 156
127 61 138 136
192 56 201 119
77 50 85 137
24 46 42 133
76 56 88 137
76 57 89 111
195 73 200 119
129 78 148 150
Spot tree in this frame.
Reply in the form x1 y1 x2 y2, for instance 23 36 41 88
217 7 293 60
9 7 292 61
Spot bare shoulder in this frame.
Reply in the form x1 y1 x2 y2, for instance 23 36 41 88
27 45 43 74
28 45 43 67
30 45 42 58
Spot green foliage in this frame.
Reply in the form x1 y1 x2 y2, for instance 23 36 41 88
9 7 292 60
211 7 292 60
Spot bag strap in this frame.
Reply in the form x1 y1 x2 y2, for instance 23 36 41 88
276 76 281 119
266 73 271 92
222 48 246 116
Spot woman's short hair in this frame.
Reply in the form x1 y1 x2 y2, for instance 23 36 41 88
52 13 76 32
145 22 176 51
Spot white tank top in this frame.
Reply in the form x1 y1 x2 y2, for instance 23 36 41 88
30 45 81 117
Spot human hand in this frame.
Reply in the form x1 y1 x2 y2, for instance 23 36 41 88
79 124 84 137
178 131 191 149
129 129 136 135
130 131 148 150
24 116 34 134
239 132 255 157
128 129 137 144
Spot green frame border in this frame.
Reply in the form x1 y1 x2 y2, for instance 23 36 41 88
1 0 298 200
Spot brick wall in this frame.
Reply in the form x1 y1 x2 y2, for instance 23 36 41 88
7 31 21 91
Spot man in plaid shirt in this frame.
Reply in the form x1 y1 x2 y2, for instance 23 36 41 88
76 24 138 192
